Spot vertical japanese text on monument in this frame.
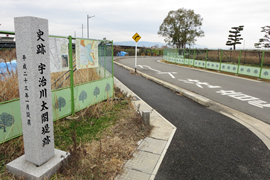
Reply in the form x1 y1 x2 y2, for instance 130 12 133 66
22 55 31 126
36 29 51 147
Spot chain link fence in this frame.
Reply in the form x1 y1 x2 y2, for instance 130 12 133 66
0 31 113 103
163 48 270 79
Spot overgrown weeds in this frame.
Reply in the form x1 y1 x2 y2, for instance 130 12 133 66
0 62 101 103
0 87 152 179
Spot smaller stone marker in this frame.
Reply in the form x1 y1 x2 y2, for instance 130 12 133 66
142 111 150 125
7 16 68 180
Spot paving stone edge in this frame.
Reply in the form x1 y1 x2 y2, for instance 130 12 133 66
114 77 176 180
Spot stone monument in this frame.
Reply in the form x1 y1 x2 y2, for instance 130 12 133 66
6 16 68 180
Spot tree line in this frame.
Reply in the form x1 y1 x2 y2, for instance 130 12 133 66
158 8 269 50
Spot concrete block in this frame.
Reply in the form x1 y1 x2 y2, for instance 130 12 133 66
150 126 175 141
124 151 160 174
142 111 150 125
115 169 151 180
150 116 172 129
138 137 167 154
6 149 69 180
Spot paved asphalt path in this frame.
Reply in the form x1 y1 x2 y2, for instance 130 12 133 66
114 63 270 180
116 57 270 124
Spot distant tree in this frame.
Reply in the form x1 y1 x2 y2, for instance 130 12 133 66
55 96 66 111
0 113 14 132
79 90 87 103
226 25 244 50
93 86 100 98
105 83 111 92
158 8 204 48
254 26 270 49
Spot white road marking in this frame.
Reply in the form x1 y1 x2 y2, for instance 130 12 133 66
168 73 175 79
138 62 269 109
216 90 270 108
138 64 177 79
157 60 261 83
178 79 195 84
178 79 221 89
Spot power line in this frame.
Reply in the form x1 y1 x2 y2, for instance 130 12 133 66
77 0 88 15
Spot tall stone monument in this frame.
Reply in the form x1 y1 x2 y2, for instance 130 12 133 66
6 16 68 180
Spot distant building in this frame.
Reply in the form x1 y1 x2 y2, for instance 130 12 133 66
0 35 16 48
0 35 14 42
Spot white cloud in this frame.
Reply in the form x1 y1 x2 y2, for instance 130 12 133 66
0 0 269 49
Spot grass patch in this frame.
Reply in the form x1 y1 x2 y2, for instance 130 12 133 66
0 86 152 179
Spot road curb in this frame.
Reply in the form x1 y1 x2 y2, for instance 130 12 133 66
114 77 176 180
114 61 270 151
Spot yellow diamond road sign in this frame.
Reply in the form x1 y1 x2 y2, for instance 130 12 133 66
132 33 141 43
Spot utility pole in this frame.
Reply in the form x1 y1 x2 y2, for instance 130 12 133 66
87 15 95 39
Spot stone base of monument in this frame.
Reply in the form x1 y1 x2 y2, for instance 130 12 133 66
6 149 69 180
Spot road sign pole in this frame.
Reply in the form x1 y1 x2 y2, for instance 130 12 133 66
135 42 137 73
132 32 141 73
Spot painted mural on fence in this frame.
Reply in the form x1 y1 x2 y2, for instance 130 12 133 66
49 37 69 72
76 39 99 69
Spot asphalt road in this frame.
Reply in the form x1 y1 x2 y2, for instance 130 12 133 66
116 56 270 124
114 64 270 179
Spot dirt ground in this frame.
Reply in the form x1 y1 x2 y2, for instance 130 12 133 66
0 87 152 180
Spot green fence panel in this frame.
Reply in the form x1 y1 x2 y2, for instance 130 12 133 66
206 62 220 70
261 68 270 80
162 48 270 80
176 56 184 64
0 31 114 144
52 88 72 121
168 54 173 62
238 65 261 77
0 76 113 143
0 100 22 142
103 77 114 100
74 77 113 112
220 63 238 73
185 59 189 65
194 60 206 68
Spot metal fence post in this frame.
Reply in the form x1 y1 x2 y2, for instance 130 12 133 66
219 49 222 71
189 49 191 65
259 50 265 79
104 42 106 78
68 36 75 115
193 49 196 66
183 48 185 64
237 50 242 75
175 48 177 63
169 49 171 62
111 41 114 98
205 49 208 69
